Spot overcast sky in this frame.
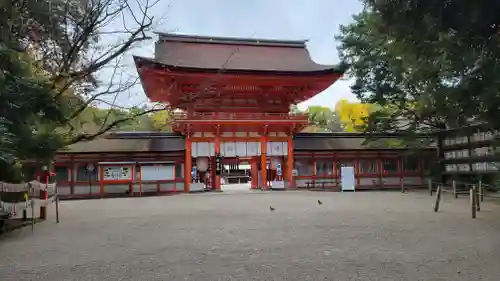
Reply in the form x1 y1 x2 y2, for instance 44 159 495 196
107 0 363 110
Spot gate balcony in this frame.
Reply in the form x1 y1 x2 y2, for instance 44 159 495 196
172 112 309 122
170 112 309 134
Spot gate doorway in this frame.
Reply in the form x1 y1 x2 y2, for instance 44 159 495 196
220 157 252 192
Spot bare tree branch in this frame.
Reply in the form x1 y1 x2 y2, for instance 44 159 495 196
66 106 166 144
5 0 263 153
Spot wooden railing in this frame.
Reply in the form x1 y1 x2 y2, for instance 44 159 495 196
172 112 309 121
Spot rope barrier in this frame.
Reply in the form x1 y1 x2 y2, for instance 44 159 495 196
427 179 499 219
0 181 59 220
0 195 58 216
428 179 500 199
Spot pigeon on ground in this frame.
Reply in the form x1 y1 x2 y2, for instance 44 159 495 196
269 206 275 212
317 200 323 205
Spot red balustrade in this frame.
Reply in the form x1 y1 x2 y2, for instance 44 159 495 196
172 112 308 121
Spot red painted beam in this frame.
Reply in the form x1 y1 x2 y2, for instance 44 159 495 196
138 68 341 105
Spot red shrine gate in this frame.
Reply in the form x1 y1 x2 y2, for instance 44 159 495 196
135 33 344 192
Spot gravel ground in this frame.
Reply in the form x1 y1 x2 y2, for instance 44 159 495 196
1 190 500 281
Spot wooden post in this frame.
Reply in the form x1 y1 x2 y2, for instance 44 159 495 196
452 180 457 198
401 179 405 193
470 185 476 219
428 179 433 196
434 184 442 212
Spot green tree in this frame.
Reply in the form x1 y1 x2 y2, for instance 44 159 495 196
0 0 163 181
306 106 343 132
1 0 162 139
0 47 69 181
0 118 14 163
290 105 343 132
119 107 156 131
337 10 466 137
65 106 157 135
351 1 500 130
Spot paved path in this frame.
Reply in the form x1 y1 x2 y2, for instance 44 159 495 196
1 191 500 280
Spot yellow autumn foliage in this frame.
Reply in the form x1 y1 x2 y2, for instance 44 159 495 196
334 99 375 132
150 110 173 132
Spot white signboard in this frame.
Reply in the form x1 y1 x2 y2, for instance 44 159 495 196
103 166 132 180
292 169 298 176
246 142 260 156
271 180 285 190
266 142 288 156
221 142 260 157
222 142 236 157
340 166 356 192
191 142 214 157
267 142 280 156
196 142 210 157
236 142 247 156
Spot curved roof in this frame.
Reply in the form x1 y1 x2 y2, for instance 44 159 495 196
134 56 342 76
152 33 346 74
58 132 434 154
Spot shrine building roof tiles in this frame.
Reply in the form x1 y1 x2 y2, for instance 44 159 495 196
58 132 433 154
135 32 347 74
60 132 185 154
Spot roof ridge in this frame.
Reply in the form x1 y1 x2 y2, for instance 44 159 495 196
155 32 308 48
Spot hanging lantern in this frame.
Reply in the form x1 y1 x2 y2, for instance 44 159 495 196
196 157 209 172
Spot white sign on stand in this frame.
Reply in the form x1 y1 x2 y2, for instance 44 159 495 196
271 181 285 190
340 166 356 192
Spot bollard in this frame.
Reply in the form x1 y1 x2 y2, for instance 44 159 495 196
401 180 405 193
428 179 433 196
